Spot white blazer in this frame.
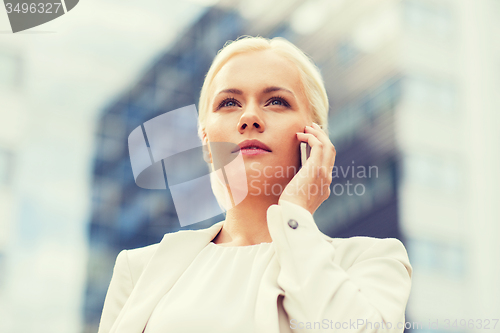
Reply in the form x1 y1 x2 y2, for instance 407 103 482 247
98 200 412 333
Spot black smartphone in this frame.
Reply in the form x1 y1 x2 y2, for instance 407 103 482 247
299 141 311 169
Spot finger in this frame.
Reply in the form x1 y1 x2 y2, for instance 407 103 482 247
306 124 330 149
296 132 324 174
296 132 322 155
322 140 336 177
306 125 335 177
310 123 336 167
310 122 329 141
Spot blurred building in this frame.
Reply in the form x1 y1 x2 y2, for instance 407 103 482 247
85 0 500 332
1 2 210 332
307 0 498 330
0 39 90 332
0 48 23 257
0 45 24 332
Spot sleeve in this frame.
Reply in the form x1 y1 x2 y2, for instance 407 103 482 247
266 199 413 333
97 250 134 333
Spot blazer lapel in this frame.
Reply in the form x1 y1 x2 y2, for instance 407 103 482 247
110 221 225 333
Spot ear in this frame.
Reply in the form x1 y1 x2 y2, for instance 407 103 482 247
201 128 208 145
201 128 212 163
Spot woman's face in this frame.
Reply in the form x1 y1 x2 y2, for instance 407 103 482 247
203 49 313 190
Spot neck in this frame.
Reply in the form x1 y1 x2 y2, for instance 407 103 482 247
212 193 278 247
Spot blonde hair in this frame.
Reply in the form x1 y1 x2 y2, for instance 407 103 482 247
197 35 329 213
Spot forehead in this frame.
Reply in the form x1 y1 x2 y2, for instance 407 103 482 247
211 50 303 95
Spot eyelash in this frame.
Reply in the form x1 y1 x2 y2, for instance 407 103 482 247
216 95 291 110
268 95 291 107
217 97 239 110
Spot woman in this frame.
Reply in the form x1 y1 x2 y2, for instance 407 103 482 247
98 36 412 333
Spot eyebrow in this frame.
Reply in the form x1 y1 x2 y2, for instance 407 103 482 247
264 86 295 96
215 86 295 97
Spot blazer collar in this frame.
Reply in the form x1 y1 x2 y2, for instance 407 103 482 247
110 220 225 333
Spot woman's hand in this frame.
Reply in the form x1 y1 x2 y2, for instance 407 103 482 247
279 122 336 215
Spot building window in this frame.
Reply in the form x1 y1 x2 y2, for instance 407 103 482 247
404 74 457 115
402 0 455 40
0 253 4 292
403 152 462 193
0 149 13 187
329 77 401 147
327 163 394 226
407 237 465 279
0 52 21 89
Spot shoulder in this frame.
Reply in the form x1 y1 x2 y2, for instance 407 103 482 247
118 242 160 286
325 235 412 277
114 223 218 284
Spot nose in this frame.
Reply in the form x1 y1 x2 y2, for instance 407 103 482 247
237 102 265 134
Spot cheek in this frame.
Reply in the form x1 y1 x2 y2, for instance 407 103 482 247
206 114 237 140
275 131 300 161
279 119 306 142
205 117 225 141
278 121 307 161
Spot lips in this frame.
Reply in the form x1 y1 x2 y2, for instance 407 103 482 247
233 139 272 153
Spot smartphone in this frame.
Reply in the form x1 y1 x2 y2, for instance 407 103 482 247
300 141 311 169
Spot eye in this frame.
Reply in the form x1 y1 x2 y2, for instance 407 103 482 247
266 96 290 108
217 97 240 110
